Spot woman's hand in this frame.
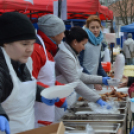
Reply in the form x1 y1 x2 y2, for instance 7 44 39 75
0 116 10 134
94 84 102 90
118 75 128 88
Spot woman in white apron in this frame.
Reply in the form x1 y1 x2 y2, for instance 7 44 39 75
78 15 108 90
0 12 56 134
55 27 111 113
34 35 57 126
31 14 68 125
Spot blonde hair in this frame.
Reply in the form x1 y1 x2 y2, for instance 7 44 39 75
85 15 102 28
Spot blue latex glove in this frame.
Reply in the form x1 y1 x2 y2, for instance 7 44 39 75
60 100 68 111
0 116 10 134
41 97 60 106
130 127 134 134
102 77 110 86
96 99 112 109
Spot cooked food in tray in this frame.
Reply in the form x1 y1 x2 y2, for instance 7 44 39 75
101 89 128 102
78 96 86 101
78 89 128 102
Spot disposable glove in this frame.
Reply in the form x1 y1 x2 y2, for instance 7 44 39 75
130 127 134 134
96 99 112 109
41 97 60 106
60 100 68 111
0 116 10 134
102 77 111 86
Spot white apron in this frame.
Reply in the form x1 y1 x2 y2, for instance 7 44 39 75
34 35 56 127
0 48 36 134
55 42 82 121
83 42 101 89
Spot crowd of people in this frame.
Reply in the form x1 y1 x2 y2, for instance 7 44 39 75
0 11 133 134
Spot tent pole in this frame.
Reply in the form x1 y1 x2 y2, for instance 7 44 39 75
30 11 32 20
96 12 99 16
112 46 113 64
58 0 62 18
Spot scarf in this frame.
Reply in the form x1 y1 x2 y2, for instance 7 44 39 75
49 37 57 45
37 30 58 56
84 27 103 46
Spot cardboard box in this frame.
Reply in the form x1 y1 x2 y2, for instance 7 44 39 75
17 122 65 134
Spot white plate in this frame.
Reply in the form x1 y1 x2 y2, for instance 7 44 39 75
114 87 128 94
95 87 112 95
41 82 79 99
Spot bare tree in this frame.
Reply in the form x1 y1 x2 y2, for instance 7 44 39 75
109 0 134 25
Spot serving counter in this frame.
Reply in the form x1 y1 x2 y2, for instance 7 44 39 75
61 88 131 134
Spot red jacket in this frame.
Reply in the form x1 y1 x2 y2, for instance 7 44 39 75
38 30 58 56
31 31 65 107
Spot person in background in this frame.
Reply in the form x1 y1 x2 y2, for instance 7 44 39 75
55 26 111 115
122 33 134 65
130 126 134 134
78 15 107 91
119 75 134 88
31 14 67 124
0 12 59 134
101 40 108 61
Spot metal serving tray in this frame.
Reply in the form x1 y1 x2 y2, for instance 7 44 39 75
61 113 126 123
68 107 127 115
78 97 127 103
70 101 127 110
64 122 120 134
107 97 127 102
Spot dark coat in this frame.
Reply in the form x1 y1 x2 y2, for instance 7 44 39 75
0 47 44 120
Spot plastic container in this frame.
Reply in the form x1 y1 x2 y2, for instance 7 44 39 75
131 98 134 113
86 124 94 134
101 62 111 72
107 78 120 86
114 54 125 80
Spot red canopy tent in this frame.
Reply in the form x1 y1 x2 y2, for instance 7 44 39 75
99 5 113 20
0 0 113 20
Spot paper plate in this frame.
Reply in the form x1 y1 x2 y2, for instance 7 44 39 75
114 87 128 94
41 82 79 99
95 86 113 95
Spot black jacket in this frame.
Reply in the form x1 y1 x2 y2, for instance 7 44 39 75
0 47 44 120
128 77 134 87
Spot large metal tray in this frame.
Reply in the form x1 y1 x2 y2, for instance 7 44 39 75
68 107 127 115
78 96 127 103
61 113 126 123
64 122 120 134
107 97 127 102
70 101 127 110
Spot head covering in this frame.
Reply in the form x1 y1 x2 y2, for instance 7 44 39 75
128 33 132 38
0 12 36 45
38 14 65 37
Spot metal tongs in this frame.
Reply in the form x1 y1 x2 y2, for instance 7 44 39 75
65 126 85 130
65 126 75 130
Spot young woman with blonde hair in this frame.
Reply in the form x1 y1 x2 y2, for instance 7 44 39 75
79 15 108 90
